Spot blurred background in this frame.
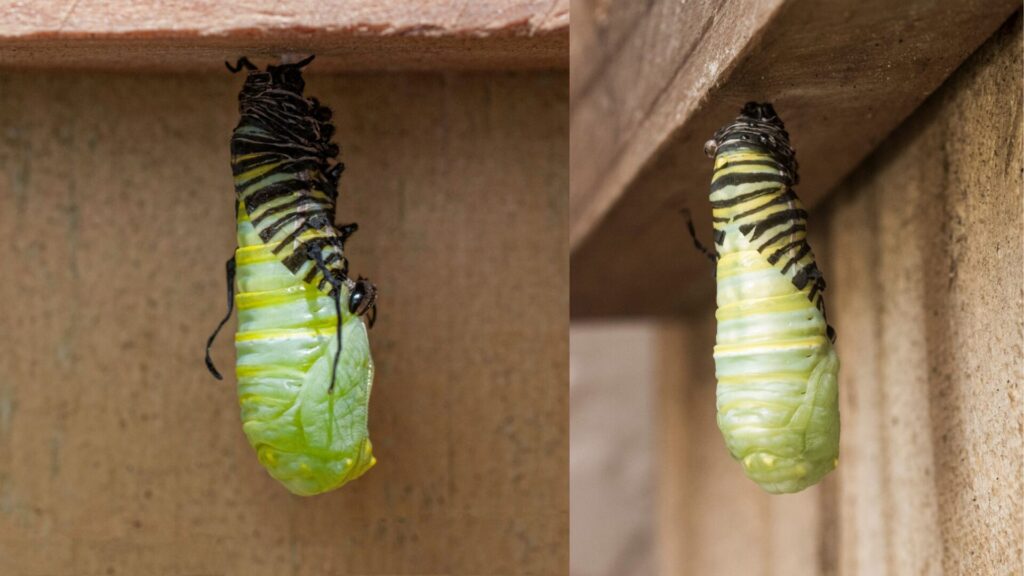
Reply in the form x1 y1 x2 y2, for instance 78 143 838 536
570 1 1022 574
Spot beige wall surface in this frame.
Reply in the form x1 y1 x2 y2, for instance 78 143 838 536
573 11 1022 576
0 70 568 574
569 322 660 576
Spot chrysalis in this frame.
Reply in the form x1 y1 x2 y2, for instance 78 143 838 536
689 102 839 494
205 56 378 496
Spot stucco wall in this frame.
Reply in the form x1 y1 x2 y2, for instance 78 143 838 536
0 71 568 574
571 11 1022 576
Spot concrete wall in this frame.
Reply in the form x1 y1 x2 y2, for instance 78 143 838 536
0 71 569 574
571 11 1022 576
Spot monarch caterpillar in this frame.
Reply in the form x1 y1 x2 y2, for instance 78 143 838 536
688 102 839 494
204 55 378 496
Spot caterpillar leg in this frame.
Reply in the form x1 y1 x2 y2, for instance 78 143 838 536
337 222 358 242
204 255 237 380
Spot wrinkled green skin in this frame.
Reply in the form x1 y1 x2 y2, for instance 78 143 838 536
234 207 375 496
710 138 839 494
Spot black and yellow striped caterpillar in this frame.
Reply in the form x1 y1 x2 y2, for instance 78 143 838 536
205 55 378 496
688 102 839 494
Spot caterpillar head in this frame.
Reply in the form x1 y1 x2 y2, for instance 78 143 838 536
349 277 378 328
705 101 799 185
229 55 317 109
266 55 315 94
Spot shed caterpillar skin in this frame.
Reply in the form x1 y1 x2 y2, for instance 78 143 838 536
693 102 839 494
205 56 377 496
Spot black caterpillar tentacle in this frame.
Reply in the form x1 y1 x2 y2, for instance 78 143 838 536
225 57 257 73
204 256 236 379
680 207 719 268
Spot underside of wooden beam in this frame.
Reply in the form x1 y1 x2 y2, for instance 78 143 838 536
570 0 1018 317
0 0 569 71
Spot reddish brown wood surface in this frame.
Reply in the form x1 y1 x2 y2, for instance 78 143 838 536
0 0 569 71
570 0 1019 317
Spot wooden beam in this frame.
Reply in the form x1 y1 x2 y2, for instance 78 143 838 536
570 0 1018 317
0 0 568 71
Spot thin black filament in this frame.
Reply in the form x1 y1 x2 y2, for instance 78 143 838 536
681 208 718 265
331 287 342 394
205 256 237 380
308 246 343 394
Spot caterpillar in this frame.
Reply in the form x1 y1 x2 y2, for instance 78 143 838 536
687 102 839 494
204 55 378 496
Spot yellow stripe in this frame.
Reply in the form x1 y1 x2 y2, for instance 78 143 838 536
236 229 330 262
714 336 826 356
716 257 773 279
236 285 320 310
233 160 281 184
716 291 815 319
714 152 770 170
717 372 808 384
718 399 795 412
236 245 278 265
235 323 337 342
236 363 313 378
711 163 781 182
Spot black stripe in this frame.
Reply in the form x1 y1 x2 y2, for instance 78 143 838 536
808 280 822 301
235 158 322 189
780 243 812 273
747 209 808 242
791 263 821 290
262 209 330 239
732 189 795 221
713 229 725 246
757 223 806 250
261 211 306 238
244 179 316 212
251 196 331 227
231 152 285 174
270 222 311 256
304 266 321 284
231 138 318 160
717 160 781 170
324 252 343 267
709 185 781 209
766 239 804 265
710 171 787 194
283 237 334 270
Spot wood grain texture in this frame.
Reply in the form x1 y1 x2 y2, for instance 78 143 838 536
824 14 1023 573
644 13 1022 575
0 0 568 71
570 0 1019 317
0 70 568 574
